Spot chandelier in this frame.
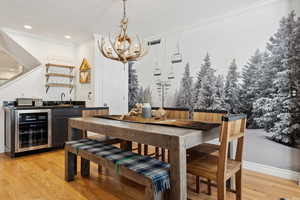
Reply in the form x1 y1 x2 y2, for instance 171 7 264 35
98 0 148 64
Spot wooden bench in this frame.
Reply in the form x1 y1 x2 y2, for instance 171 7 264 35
65 139 170 200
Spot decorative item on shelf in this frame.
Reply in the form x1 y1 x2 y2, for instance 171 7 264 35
142 103 152 118
45 63 75 94
128 103 143 117
98 0 148 64
79 58 91 84
152 107 167 119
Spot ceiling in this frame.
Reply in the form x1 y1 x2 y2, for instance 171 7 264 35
0 0 264 44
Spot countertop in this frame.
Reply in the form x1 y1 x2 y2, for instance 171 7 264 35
4 106 109 110
3 101 108 110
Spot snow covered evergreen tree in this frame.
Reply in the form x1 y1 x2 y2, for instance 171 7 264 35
128 62 139 110
193 53 212 108
176 63 193 109
195 68 218 109
137 87 144 103
143 87 152 104
255 51 274 98
214 75 226 110
240 49 263 127
289 14 300 145
253 11 298 145
137 86 152 105
224 59 240 113
173 89 180 107
252 51 275 129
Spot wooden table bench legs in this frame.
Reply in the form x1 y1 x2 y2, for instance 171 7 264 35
65 150 76 182
81 157 90 177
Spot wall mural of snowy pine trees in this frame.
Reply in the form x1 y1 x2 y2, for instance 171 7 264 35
129 11 300 153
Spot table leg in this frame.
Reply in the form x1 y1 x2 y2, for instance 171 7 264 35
68 126 83 141
169 139 187 200
144 145 149 155
65 150 76 181
227 141 235 190
120 141 132 151
81 158 90 177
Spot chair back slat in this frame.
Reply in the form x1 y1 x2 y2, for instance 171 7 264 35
193 110 228 143
217 114 247 182
228 119 243 141
193 110 227 124
165 108 189 120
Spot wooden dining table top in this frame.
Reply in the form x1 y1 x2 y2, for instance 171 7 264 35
68 116 220 148
95 115 220 131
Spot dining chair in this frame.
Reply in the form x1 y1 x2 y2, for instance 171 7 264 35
188 110 228 156
187 114 247 200
136 108 189 161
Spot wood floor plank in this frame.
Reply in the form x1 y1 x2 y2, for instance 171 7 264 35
0 150 300 200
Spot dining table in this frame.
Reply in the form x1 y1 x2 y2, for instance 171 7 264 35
67 116 223 200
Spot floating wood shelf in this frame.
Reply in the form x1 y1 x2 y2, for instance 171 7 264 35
46 83 74 88
45 73 74 80
45 83 74 93
45 63 75 94
46 63 76 69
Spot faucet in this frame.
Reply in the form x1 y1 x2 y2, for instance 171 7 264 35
60 92 66 102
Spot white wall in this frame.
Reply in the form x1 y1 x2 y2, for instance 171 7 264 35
0 30 77 153
75 36 129 114
94 34 128 115
76 40 95 106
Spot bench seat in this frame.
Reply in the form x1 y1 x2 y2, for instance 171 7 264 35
65 139 170 200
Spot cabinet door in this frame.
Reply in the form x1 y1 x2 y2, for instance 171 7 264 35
52 118 68 147
52 109 82 147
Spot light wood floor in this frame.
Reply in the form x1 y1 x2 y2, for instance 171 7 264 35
0 150 300 200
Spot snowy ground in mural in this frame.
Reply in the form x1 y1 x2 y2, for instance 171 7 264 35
245 129 300 172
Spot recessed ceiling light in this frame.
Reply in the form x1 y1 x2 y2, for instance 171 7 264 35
64 35 71 39
24 25 32 30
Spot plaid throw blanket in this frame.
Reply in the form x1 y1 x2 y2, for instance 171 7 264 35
115 155 170 194
66 139 170 194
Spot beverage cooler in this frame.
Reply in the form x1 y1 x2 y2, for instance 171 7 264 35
15 110 52 152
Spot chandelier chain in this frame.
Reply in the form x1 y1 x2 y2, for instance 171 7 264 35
123 0 127 19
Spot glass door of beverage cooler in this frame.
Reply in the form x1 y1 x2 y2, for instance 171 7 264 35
15 109 52 152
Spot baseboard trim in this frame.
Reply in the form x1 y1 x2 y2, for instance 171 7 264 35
244 161 300 183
